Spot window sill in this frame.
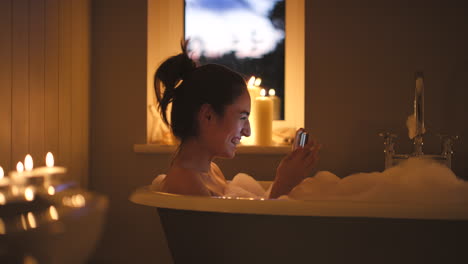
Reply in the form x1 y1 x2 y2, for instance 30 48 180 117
133 144 291 155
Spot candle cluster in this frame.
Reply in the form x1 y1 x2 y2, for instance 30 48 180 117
0 152 67 205
244 76 281 146
8 152 66 179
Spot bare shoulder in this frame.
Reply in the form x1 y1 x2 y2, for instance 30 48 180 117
162 167 211 196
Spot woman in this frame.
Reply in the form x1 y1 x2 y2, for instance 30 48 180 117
154 42 319 198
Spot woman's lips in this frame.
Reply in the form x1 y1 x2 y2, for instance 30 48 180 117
231 137 241 145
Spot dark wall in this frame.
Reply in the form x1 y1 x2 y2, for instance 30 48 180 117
90 0 173 263
90 0 468 263
306 0 468 178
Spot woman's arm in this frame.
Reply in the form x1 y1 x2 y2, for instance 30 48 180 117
269 130 320 198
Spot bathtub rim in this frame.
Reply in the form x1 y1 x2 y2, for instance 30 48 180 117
130 183 468 221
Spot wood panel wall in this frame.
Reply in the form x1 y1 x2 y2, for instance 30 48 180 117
0 0 90 187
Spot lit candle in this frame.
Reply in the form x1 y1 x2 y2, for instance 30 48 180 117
244 76 262 145
24 154 33 171
0 166 9 187
9 161 27 179
24 186 35 201
8 154 38 179
48 186 56 195
49 206 59 220
247 76 261 98
32 152 67 176
27 212 37 228
268 89 281 120
255 89 273 146
254 77 262 87
17 162 24 172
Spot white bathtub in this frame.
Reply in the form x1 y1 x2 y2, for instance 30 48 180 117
130 182 468 264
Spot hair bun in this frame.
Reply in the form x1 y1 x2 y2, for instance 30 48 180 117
179 40 196 80
154 39 197 126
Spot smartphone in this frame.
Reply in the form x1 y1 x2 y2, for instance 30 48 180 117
293 131 309 150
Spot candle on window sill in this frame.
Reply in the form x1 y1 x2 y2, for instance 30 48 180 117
247 76 262 98
255 89 273 146
244 76 262 145
268 89 281 120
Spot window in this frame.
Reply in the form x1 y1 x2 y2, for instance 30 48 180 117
185 0 285 120
146 0 304 146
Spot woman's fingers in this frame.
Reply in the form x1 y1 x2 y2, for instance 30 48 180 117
305 144 321 169
289 130 321 170
293 137 318 160
292 128 306 151
303 135 316 150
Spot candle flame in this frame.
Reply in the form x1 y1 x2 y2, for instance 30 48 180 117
0 193 5 205
48 186 55 195
268 89 275 96
21 215 27 230
254 78 262 87
25 187 34 201
260 89 266 97
16 162 24 173
247 76 256 88
24 154 33 171
49 206 59 220
27 212 37 228
46 152 54 167
0 166 4 179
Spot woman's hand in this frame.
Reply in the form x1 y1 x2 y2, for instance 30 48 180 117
269 129 321 198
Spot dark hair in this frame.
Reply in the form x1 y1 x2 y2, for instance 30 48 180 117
154 41 247 142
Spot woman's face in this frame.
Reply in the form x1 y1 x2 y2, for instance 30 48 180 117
205 90 251 158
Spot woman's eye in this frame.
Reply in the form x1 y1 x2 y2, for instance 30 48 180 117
240 116 248 120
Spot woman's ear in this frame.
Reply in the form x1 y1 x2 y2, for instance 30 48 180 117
198 104 214 125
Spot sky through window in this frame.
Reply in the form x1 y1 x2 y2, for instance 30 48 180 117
185 0 286 119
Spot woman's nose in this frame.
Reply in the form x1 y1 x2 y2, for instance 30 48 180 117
242 120 251 137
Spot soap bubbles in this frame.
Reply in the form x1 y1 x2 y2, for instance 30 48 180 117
288 157 468 205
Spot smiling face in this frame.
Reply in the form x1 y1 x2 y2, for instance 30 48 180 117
203 90 251 158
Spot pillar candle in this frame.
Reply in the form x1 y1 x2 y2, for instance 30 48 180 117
255 89 273 146
268 89 281 120
244 76 261 145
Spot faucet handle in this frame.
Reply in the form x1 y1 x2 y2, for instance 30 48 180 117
437 134 459 142
379 132 397 153
379 132 397 140
379 132 397 169
437 134 459 155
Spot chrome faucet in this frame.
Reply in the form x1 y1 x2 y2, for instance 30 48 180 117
380 72 458 169
413 72 424 156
